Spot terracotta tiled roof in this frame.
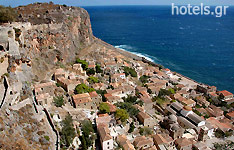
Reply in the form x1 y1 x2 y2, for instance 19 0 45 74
152 134 173 145
97 124 112 141
206 117 232 132
89 91 99 98
133 136 153 148
34 82 55 89
175 138 192 148
218 90 233 97
227 111 234 117
138 111 150 120
72 93 92 104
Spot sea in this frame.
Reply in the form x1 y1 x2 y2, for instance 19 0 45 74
84 6 234 93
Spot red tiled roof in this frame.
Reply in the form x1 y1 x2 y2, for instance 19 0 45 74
89 91 99 98
218 90 233 97
227 111 234 117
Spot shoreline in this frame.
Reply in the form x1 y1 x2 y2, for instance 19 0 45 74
113 44 207 87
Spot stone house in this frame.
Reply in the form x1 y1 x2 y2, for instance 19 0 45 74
34 82 55 96
117 134 135 150
137 111 156 128
111 73 126 83
104 93 122 104
72 64 86 76
57 77 80 92
152 134 174 150
89 91 102 105
96 114 116 128
205 105 224 119
97 124 114 150
54 68 66 81
133 136 154 150
174 138 193 150
36 93 53 107
218 90 234 104
72 93 96 109
195 96 210 107
226 111 234 120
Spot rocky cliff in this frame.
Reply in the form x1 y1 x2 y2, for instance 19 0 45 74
0 3 96 149
0 2 93 81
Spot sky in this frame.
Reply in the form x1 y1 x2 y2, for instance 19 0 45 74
1 0 234 7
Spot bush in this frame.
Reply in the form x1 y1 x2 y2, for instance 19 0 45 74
139 127 152 136
0 6 17 23
44 135 50 141
139 75 150 84
81 120 96 148
53 96 64 107
115 109 129 123
75 83 95 94
99 103 110 114
95 64 103 73
128 122 135 133
87 76 99 84
115 102 139 117
124 67 137 77
76 59 88 70
158 89 172 97
60 114 76 148
86 68 95 76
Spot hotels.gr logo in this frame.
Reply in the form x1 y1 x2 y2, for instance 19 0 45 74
172 3 229 17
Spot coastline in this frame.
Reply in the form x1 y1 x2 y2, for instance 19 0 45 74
113 43 207 87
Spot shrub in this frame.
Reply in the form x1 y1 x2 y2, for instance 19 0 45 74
115 102 139 117
60 114 76 148
99 103 110 114
86 68 95 76
115 109 129 123
128 122 135 133
53 96 64 107
95 64 103 73
87 76 99 84
75 83 95 94
0 6 17 23
139 75 150 84
81 120 96 148
76 59 88 70
124 67 137 77
44 135 50 141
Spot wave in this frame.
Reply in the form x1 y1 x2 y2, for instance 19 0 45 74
114 45 159 63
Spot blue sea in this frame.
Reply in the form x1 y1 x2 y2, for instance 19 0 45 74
84 6 234 93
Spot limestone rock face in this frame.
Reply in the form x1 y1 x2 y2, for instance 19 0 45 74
0 2 94 81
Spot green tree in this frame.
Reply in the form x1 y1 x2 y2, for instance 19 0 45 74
95 64 103 73
128 122 135 133
115 102 139 117
75 83 95 94
123 95 138 104
0 6 17 23
123 67 137 77
87 76 99 84
53 96 64 107
81 135 87 150
168 88 175 94
99 103 110 114
76 59 88 70
139 75 150 84
86 68 95 76
60 114 76 148
158 89 172 97
115 109 129 123
139 127 152 136
81 120 95 148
